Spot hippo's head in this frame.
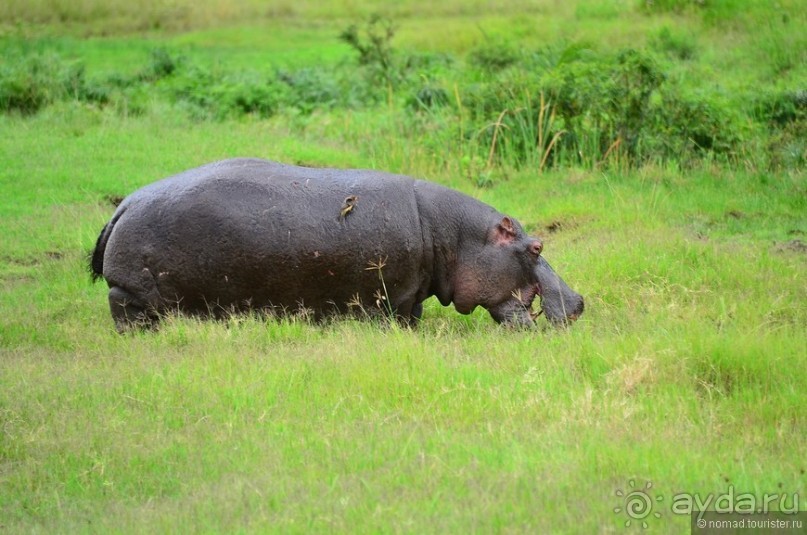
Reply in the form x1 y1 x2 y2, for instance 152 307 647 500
450 216 544 319
487 255 584 328
436 208 582 328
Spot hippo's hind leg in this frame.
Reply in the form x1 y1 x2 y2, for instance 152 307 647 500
108 286 158 332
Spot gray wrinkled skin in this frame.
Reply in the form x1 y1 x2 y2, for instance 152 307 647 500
486 257 584 327
90 158 581 331
533 256 585 325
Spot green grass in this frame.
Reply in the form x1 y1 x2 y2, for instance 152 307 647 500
1 1 806 532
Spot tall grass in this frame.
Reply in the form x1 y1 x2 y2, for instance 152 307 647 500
1 1 805 531
2 1 804 172
0 0 563 33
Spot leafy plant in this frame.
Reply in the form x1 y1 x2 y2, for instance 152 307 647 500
651 88 741 160
139 47 180 82
277 68 341 114
468 40 519 72
0 53 66 114
537 48 665 164
339 14 401 86
753 90 806 127
160 65 284 119
753 90 807 169
651 26 698 60
406 83 450 111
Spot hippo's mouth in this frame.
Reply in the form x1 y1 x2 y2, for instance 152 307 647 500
504 283 544 324
489 270 584 327
511 280 583 325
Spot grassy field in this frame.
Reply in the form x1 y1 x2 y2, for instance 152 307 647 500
1 1 806 533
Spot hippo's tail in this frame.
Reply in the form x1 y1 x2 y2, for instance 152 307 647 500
89 209 124 283
89 223 109 282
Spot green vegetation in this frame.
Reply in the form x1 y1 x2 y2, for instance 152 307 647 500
2 8 804 172
1 0 805 532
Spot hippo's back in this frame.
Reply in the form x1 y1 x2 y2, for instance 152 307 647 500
101 159 426 315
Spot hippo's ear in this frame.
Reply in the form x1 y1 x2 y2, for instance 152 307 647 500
493 216 517 244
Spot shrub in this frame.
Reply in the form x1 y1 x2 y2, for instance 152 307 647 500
0 31 791 171
139 47 181 82
0 53 66 114
277 68 341 114
404 52 454 75
650 88 742 161
753 90 806 169
522 41 596 74
166 67 286 119
766 126 806 170
753 90 806 127
650 27 698 60
219 74 284 117
76 78 112 105
159 64 216 117
539 48 665 163
339 14 402 86
457 46 751 168
407 84 450 111
60 64 112 105
607 50 666 156
0 52 116 114
468 41 519 72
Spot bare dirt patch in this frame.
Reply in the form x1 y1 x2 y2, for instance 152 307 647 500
774 239 807 254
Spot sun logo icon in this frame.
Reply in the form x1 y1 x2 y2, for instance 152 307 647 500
613 479 664 528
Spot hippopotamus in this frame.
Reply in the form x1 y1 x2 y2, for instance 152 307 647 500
89 158 583 331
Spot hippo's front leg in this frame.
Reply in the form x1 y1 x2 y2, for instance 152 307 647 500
410 302 423 321
383 297 421 327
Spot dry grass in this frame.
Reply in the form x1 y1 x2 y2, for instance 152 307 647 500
0 0 568 35
0 1 805 530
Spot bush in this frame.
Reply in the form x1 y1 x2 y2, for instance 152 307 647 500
407 84 450 111
220 74 284 118
165 66 286 119
468 41 519 72
766 126 806 170
457 46 752 168
753 90 807 127
753 90 806 169
608 50 667 155
277 68 342 114
0 53 67 114
538 48 666 163
0 52 116 114
339 15 402 86
0 30 793 171
404 52 454 75
139 48 181 82
0 49 184 116
650 27 698 60
650 88 742 161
